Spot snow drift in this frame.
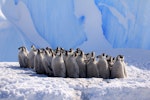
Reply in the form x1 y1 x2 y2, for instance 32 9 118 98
0 49 150 100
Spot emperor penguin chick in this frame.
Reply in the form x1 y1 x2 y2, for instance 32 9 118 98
34 49 46 74
65 53 79 78
18 46 29 68
76 51 86 78
106 56 115 78
86 51 95 61
28 45 37 69
107 56 115 70
97 53 109 79
87 57 99 78
42 49 53 77
51 52 66 77
111 55 127 78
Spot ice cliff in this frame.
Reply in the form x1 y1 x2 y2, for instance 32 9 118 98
0 0 149 61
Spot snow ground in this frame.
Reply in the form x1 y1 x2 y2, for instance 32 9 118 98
0 49 150 100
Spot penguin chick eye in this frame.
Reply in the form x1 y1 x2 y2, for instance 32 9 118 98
102 53 105 56
113 58 115 60
18 47 21 50
120 55 124 59
46 47 49 50
92 58 95 61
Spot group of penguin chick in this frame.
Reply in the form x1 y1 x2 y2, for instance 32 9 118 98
18 45 127 79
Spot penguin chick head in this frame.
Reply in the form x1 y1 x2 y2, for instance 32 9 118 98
31 45 36 50
91 51 95 58
18 46 26 52
116 55 124 61
102 53 107 57
96 53 106 59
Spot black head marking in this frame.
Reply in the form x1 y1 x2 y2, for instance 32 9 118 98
61 47 64 50
37 49 41 54
106 55 109 58
91 52 95 56
76 48 80 51
66 51 69 56
92 58 95 62
80 51 83 56
113 57 115 60
120 55 124 59
70 48 74 52
31 45 34 48
74 52 78 57
18 47 21 50
102 53 105 56
46 47 49 50
96 55 99 58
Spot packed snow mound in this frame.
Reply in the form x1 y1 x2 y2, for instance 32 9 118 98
1 49 150 100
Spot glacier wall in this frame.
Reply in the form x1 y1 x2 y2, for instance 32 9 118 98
95 0 150 49
0 0 150 61
17 0 88 49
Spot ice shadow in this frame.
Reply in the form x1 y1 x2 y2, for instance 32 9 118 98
6 65 48 78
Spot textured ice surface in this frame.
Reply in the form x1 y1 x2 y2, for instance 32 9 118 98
0 0 150 61
95 0 150 49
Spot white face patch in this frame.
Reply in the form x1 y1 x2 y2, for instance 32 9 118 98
19 47 23 52
31 46 35 50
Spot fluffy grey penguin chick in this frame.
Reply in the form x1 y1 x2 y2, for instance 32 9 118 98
34 49 46 74
87 57 99 78
65 52 79 78
42 49 53 76
76 51 87 78
28 45 37 69
18 46 29 68
111 55 127 78
51 52 66 77
97 53 110 79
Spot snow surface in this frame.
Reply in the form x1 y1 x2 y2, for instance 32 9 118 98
0 1 150 99
1 49 150 100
